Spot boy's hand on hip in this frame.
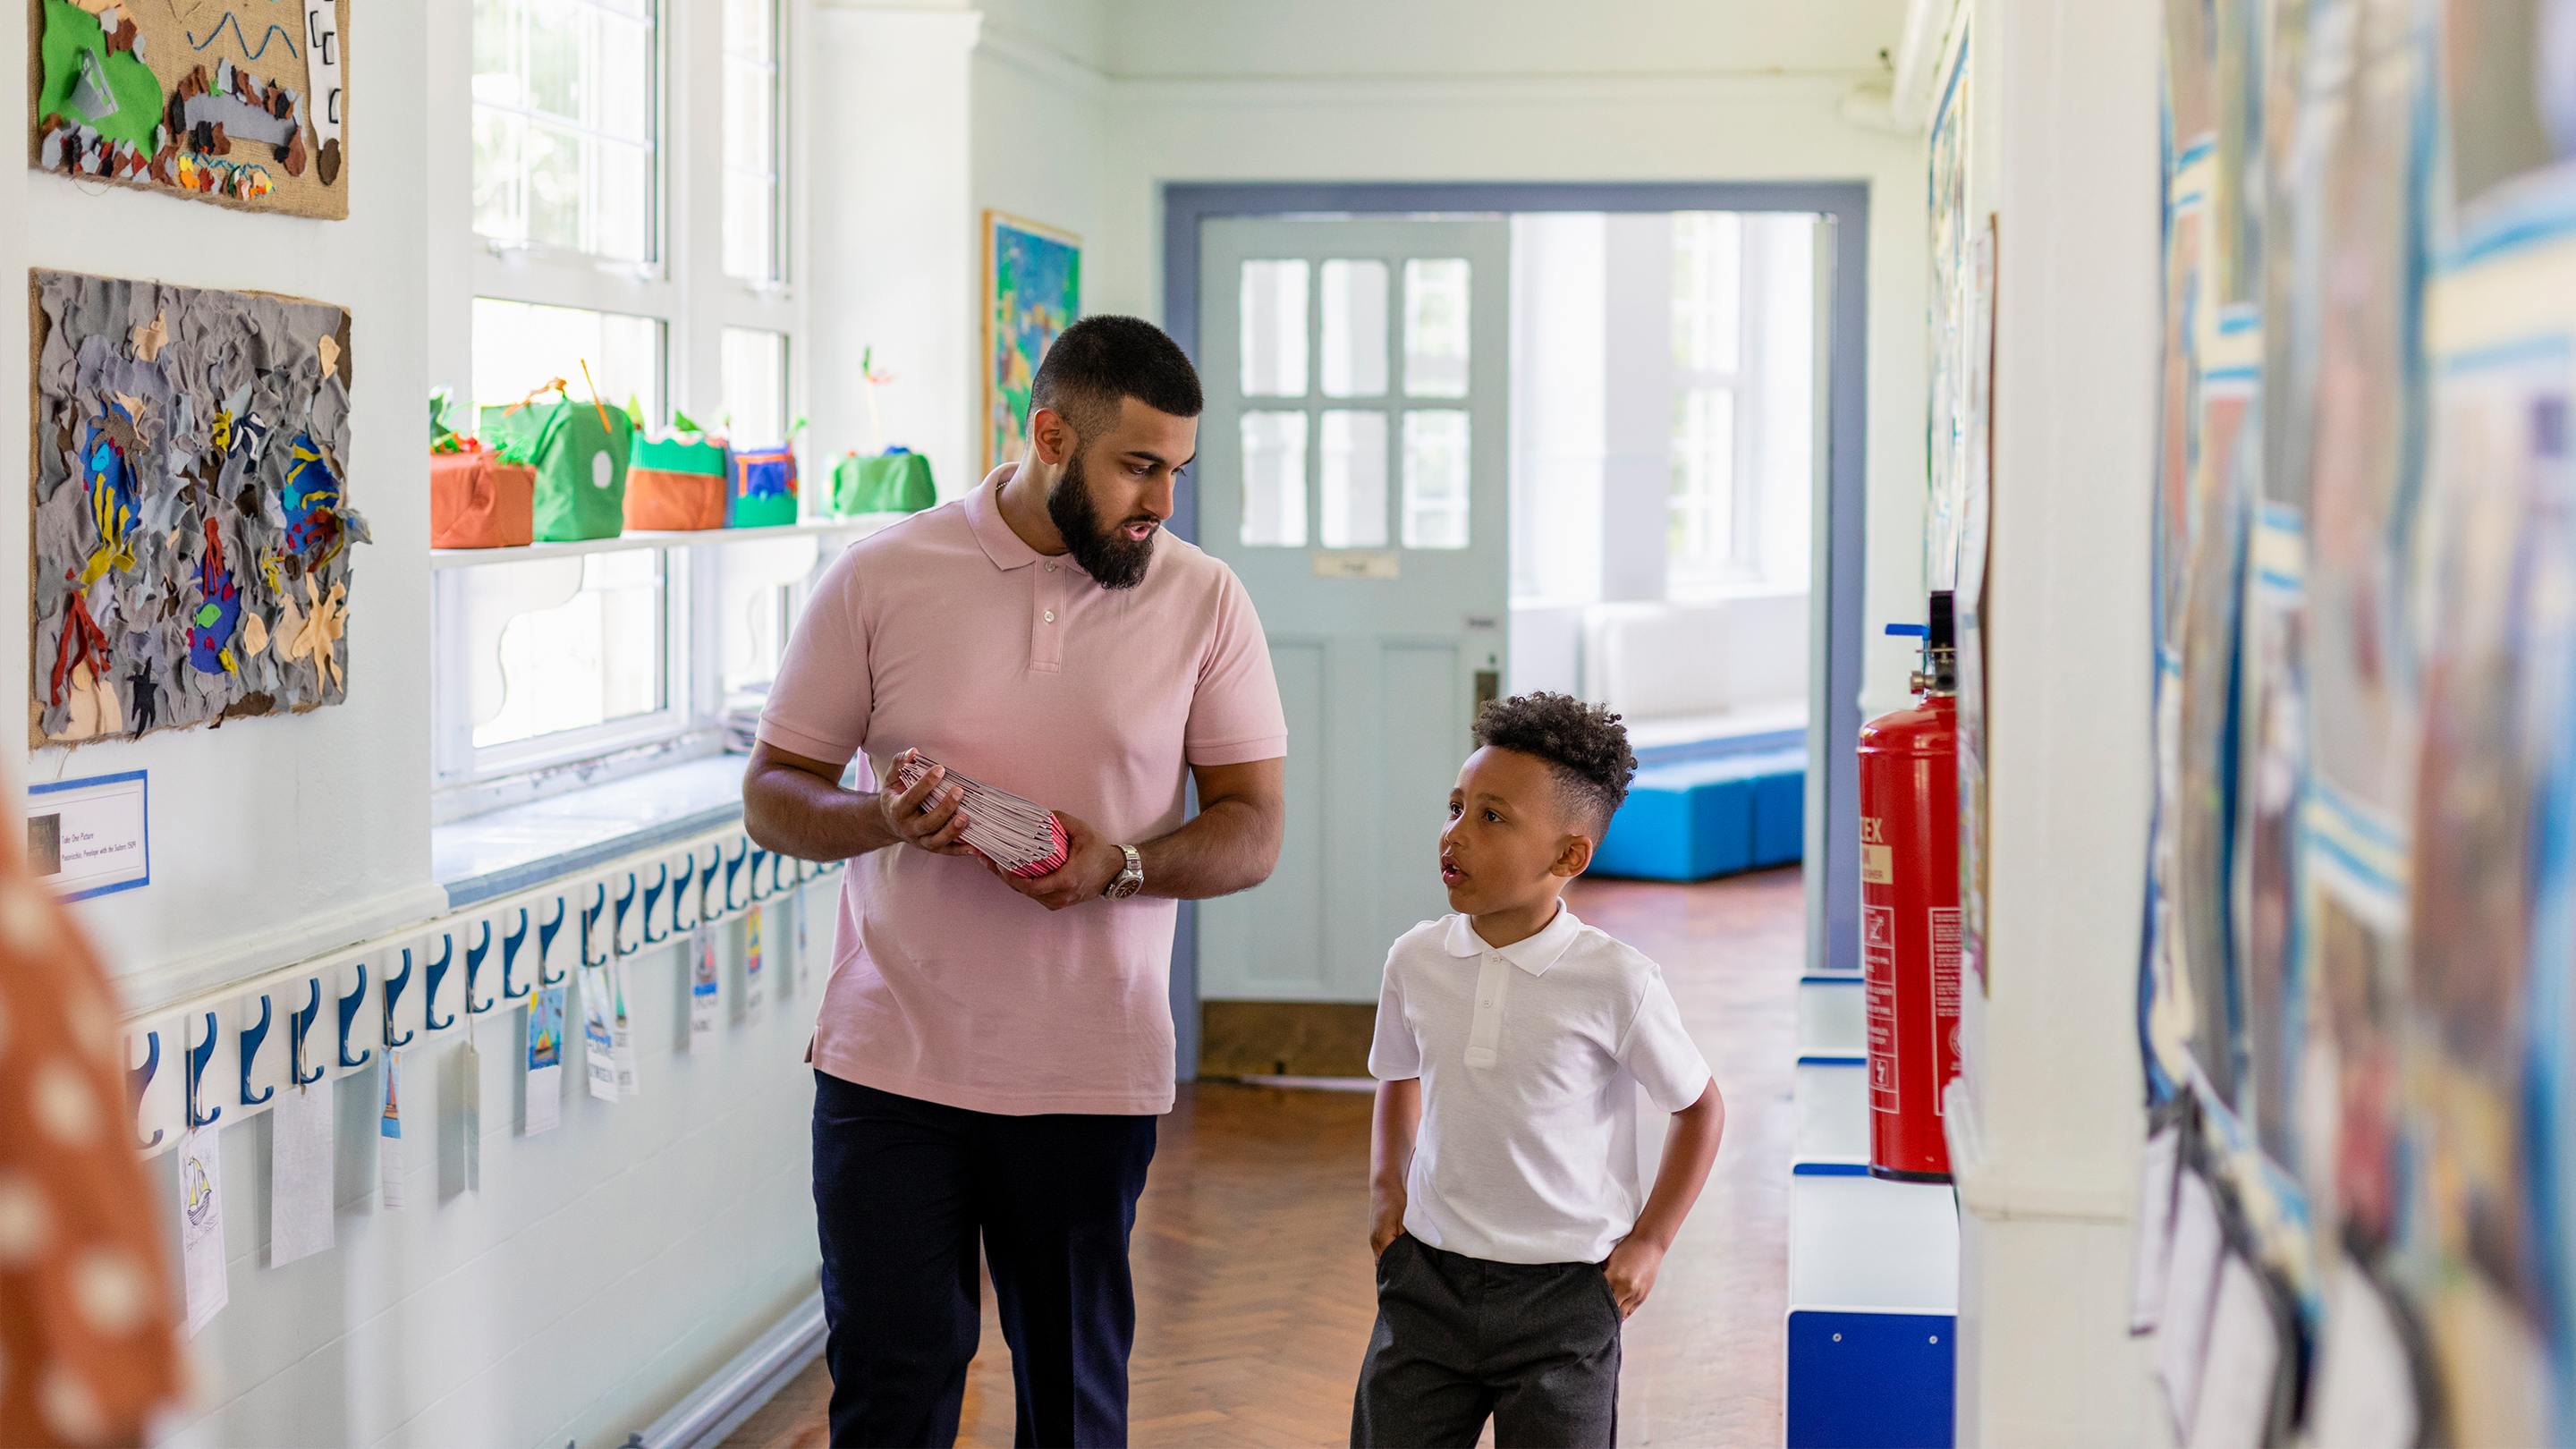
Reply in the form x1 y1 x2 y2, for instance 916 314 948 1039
1369 1196 1407 1258
1603 1237 1665 1318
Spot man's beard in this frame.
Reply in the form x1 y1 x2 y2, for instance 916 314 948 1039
1046 452 1157 590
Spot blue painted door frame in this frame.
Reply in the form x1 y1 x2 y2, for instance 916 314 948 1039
1161 181 1872 1080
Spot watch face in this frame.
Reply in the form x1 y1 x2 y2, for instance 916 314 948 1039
1106 877 1141 900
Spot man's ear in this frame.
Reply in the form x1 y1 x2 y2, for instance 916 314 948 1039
1029 405 1077 467
1554 834 1596 879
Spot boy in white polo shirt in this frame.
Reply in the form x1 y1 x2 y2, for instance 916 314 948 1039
1352 692 1725 1449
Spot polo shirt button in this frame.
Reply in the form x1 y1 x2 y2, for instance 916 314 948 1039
1044 609 1055 623
1046 563 1057 572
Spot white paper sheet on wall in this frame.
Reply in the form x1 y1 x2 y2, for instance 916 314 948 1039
2157 1169 2226 1436
2186 1252 2281 1449
583 963 619 1104
746 905 766 1011
689 926 719 1052
527 984 564 1134
2306 1256 2419 1449
378 1052 406 1210
460 1031 481 1195
613 958 640 1097
796 889 812 989
269 1081 334 1267
2131 1121 2183 1333
178 1126 227 1336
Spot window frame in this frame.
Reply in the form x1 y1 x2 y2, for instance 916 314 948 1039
1666 213 1768 596
434 0 807 810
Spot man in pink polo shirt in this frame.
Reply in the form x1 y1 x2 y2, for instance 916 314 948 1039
743 316 1287 1448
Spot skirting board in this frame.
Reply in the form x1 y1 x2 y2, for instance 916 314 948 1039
638 1288 827 1449
1199 1000 1377 1079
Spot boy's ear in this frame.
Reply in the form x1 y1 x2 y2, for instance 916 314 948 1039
1554 834 1596 879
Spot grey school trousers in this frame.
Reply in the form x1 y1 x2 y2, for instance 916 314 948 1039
1351 1233 1622 1449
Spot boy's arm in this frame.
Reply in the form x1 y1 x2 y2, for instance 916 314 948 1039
1604 1080 1725 1318
1369 1077 1422 1256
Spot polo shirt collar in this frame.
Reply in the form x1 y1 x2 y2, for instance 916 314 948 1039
965 465 1043 572
1442 905 1584 978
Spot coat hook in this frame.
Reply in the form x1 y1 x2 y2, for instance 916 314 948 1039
337 962 372 1069
724 839 750 912
423 935 456 1031
129 1031 163 1150
771 849 791 896
538 897 569 986
501 907 532 1000
289 980 325 1086
698 850 723 924
669 850 696 935
237 995 275 1106
185 1013 221 1128
383 948 415 1048
580 881 609 968
465 919 496 1014
748 845 771 902
642 864 670 945
613 873 639 957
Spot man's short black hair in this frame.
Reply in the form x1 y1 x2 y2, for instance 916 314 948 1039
1472 691 1637 834
1030 316 1203 442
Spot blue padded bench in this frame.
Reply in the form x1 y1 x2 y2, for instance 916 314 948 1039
1591 748 1805 882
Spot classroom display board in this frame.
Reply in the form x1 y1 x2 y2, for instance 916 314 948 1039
30 270 369 746
983 211 1080 473
27 0 350 218
2138 2 2576 1443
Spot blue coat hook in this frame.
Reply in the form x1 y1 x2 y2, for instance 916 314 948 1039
289 980 325 1086
538 897 569 986
336 962 372 1069
669 850 696 936
698 851 722 925
580 881 609 968
465 919 495 1014
748 846 771 902
772 849 792 895
238 996 275 1106
642 865 670 945
724 839 750 912
185 1013 221 1128
501 908 532 1000
129 1031 162 1150
383 949 415 1048
613 874 639 956
423 935 456 1031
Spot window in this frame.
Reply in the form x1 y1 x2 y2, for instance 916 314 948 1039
1667 214 1749 588
437 0 806 812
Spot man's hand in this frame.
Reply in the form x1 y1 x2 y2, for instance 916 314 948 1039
1602 1236 1665 1319
986 808 1123 910
877 750 977 858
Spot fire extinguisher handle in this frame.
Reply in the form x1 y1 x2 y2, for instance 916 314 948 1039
1885 623 1928 638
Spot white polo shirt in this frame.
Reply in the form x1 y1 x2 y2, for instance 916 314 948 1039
1368 906 1712 1266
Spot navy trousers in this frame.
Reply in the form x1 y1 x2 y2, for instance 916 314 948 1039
810 1072 1157 1448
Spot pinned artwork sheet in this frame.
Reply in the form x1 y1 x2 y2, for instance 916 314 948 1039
378 1051 405 1210
613 958 640 1097
269 1080 334 1267
178 1126 227 1336
2131 1121 2182 1334
526 984 564 1134
746 905 766 1011
582 963 619 1104
795 890 812 989
689 926 719 1052
460 1031 481 1195
2185 1252 2283 1449
2305 1256 2420 1449
2156 1168 2226 1436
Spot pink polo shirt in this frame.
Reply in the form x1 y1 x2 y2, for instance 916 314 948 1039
758 468 1288 1115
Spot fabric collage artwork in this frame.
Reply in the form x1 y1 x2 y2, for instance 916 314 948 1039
32 272 369 747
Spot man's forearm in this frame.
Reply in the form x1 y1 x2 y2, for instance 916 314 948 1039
743 760 899 861
1134 794 1280 901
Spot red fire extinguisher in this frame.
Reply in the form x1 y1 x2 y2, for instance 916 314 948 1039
1859 590 1962 1182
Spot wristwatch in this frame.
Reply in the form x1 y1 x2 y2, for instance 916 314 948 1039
1105 844 1144 900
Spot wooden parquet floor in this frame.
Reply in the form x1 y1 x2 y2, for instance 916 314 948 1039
722 868 1801 1448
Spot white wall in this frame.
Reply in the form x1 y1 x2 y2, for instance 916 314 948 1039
1948 0 2159 1442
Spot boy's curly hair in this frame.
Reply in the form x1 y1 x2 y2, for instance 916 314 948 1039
1471 691 1637 833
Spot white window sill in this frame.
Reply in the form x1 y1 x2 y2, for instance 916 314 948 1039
433 753 757 910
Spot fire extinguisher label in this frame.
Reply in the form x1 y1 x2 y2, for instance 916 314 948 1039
1860 818 1893 884
1928 909 1962 1116
1863 904 1899 1112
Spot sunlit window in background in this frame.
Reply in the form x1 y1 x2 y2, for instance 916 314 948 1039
1402 410 1470 548
1403 259 1470 398
471 0 657 263
469 552 668 749
720 326 788 443
722 0 782 282
1668 213 1750 588
1670 389 1736 572
471 298 664 419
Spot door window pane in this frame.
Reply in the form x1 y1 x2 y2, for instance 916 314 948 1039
1240 412 1309 547
472 0 657 263
721 326 788 443
472 298 663 420
722 0 781 282
1402 259 1470 398
1319 411 1389 548
1672 214 1743 374
1670 387 1738 578
470 551 668 748
1319 260 1389 397
1239 261 1309 397
1401 410 1470 549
